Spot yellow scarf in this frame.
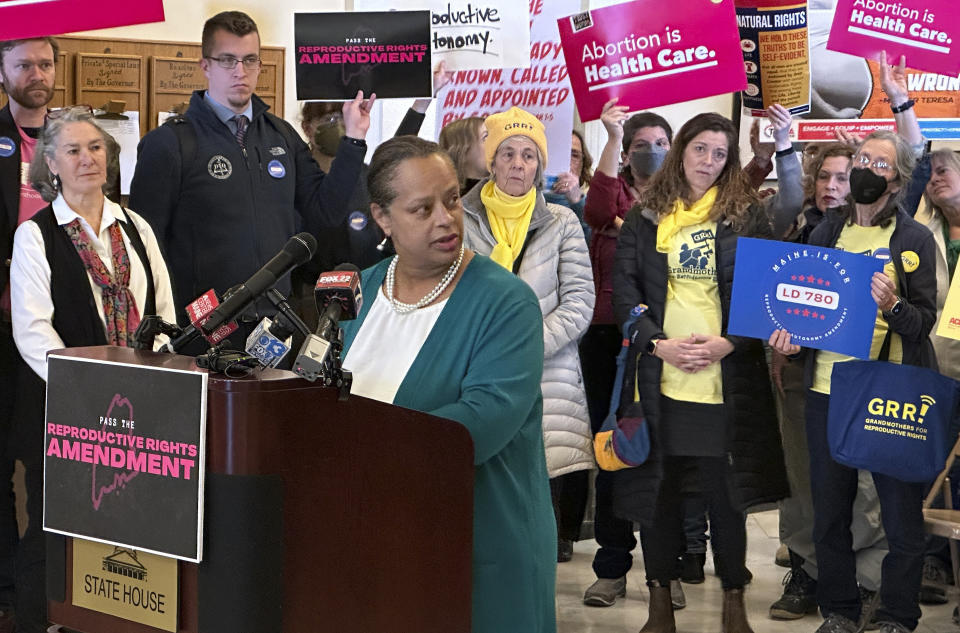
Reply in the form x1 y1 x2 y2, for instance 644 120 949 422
656 186 719 253
480 180 536 270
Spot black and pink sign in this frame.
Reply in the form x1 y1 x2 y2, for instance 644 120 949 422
295 11 432 100
43 356 207 561
0 0 164 40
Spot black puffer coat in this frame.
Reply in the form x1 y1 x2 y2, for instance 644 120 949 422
610 205 790 524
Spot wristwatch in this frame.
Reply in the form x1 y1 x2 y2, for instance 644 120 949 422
884 297 903 317
646 337 662 356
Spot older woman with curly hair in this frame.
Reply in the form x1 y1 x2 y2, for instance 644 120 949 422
613 111 793 633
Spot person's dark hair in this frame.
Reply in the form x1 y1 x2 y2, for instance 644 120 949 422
369 136 455 211
572 129 593 187
0 37 59 90
439 116 485 191
301 101 341 124
640 112 759 231
29 107 119 203
201 11 259 59
622 112 673 155
802 143 854 205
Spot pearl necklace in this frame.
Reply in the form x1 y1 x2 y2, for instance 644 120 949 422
386 245 464 314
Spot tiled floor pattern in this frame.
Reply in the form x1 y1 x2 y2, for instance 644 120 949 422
557 510 958 632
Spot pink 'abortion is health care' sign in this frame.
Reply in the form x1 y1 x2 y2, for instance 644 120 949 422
827 0 960 77
0 0 164 39
557 0 747 122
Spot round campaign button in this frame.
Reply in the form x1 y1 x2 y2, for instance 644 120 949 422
267 160 286 179
348 211 368 231
0 137 15 158
901 250 919 273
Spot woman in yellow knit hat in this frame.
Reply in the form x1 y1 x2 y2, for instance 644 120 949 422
460 106 596 564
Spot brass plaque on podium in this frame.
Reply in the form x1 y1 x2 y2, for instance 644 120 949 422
72 539 178 632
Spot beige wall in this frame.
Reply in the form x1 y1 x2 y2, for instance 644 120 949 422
70 0 737 158
71 0 347 127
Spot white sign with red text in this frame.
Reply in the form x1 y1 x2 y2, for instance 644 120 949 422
356 0 531 70
435 0 577 176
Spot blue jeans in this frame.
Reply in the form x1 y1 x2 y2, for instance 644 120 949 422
806 390 925 629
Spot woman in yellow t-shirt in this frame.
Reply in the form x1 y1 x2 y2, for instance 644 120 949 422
770 129 938 633
613 110 796 633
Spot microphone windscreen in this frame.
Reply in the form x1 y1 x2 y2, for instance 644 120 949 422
287 232 318 265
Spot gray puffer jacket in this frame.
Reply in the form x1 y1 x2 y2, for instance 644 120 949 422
462 180 596 478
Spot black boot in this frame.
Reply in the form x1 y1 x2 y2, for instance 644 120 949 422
769 550 817 620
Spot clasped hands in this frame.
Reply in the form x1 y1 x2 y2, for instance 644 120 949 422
655 334 734 374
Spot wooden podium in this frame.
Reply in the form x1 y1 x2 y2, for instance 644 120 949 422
46 346 474 633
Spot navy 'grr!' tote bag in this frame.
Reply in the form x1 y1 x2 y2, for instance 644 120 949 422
828 360 958 483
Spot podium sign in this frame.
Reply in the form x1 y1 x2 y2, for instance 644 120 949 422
72 539 178 632
44 355 207 561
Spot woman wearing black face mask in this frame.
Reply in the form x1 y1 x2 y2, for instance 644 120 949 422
770 125 937 633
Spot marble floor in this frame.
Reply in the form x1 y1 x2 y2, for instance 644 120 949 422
556 510 959 633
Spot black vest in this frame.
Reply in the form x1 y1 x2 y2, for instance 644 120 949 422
31 205 156 348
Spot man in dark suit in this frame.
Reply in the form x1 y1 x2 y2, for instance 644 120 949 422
0 35 58 633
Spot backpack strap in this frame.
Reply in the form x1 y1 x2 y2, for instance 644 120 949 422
163 115 198 179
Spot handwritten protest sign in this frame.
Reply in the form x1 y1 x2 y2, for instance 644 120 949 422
435 0 576 176
295 11 432 100
729 238 883 359
0 0 163 39
356 0 530 71
557 0 747 122
827 0 960 77
736 0 811 117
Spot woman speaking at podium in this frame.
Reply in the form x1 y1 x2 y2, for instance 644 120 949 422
8 106 175 632
341 136 556 633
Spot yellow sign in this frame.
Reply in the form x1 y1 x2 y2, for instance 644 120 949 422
72 539 178 632
937 267 960 341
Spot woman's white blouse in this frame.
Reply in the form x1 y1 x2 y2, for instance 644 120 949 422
344 286 446 404
10 195 176 381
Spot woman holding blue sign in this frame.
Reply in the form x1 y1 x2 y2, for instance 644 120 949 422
770 124 939 633
612 110 796 633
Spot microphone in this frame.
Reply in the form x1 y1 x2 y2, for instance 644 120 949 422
245 318 292 368
201 233 317 336
292 334 332 382
245 289 313 369
314 264 362 342
293 264 362 382
161 289 239 353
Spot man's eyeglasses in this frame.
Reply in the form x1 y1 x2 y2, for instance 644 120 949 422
852 153 892 173
205 55 262 70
